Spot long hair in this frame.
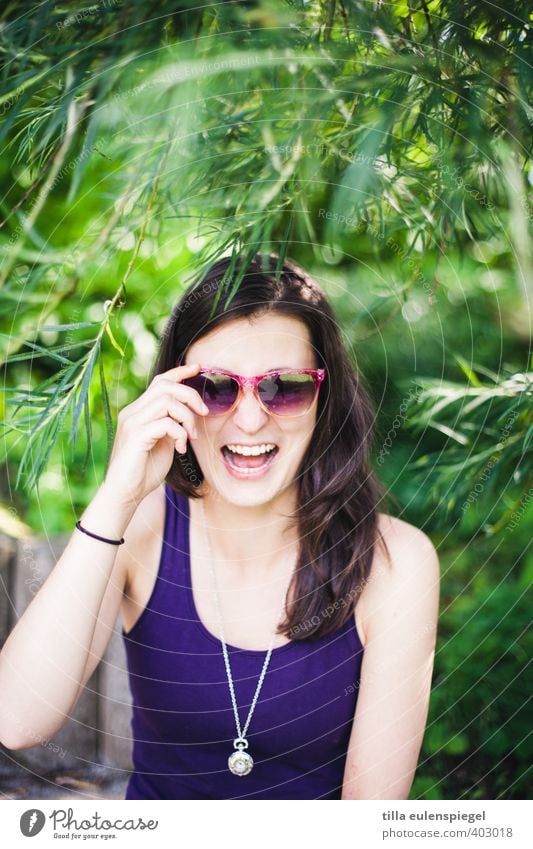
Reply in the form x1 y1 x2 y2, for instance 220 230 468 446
152 252 391 640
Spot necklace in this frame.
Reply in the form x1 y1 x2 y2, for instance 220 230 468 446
199 499 295 777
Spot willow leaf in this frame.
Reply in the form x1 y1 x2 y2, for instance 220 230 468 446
98 347 115 469
69 342 101 449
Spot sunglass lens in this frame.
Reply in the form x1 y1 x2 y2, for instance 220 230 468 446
182 373 238 414
259 373 316 416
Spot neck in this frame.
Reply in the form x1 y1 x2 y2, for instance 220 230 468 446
196 486 300 575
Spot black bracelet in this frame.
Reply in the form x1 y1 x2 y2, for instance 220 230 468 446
75 520 125 546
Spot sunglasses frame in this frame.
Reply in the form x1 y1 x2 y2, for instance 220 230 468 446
184 366 327 418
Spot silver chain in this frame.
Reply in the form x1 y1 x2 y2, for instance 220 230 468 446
199 498 294 743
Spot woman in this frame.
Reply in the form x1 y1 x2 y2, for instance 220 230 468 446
0 253 440 800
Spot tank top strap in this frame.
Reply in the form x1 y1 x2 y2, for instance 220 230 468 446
161 482 189 605
157 482 182 576
163 481 180 544
121 482 188 641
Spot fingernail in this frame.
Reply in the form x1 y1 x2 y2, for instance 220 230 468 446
202 403 209 413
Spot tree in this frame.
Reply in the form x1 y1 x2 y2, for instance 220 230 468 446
0 0 531 530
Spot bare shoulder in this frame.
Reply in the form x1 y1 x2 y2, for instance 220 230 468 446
356 512 440 645
121 483 167 596
376 511 439 565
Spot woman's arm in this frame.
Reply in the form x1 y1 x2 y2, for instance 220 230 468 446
341 517 440 800
0 362 206 750
0 483 136 749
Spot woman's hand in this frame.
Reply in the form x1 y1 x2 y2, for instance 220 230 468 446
103 362 208 505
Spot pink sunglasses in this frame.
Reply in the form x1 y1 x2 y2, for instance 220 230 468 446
181 367 326 417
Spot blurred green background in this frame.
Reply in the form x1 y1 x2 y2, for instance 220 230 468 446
0 0 531 799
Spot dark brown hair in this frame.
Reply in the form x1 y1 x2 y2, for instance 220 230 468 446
152 252 391 641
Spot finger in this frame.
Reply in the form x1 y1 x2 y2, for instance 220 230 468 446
117 363 208 424
152 379 210 417
159 361 203 380
130 394 200 439
158 361 209 414
124 379 209 424
166 400 198 440
144 417 189 453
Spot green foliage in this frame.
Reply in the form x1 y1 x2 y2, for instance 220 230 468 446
0 0 531 800
411 541 532 799
0 2 533 504
0 1 531 498
403 368 533 532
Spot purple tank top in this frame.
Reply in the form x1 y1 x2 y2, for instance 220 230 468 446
122 483 364 799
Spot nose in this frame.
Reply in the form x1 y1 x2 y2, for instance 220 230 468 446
231 385 270 432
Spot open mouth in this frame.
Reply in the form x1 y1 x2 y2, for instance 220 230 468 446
220 444 279 475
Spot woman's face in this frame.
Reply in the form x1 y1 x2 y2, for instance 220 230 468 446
184 313 320 509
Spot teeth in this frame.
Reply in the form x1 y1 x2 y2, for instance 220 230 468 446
225 443 277 456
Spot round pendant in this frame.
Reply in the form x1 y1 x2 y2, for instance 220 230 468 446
228 738 254 776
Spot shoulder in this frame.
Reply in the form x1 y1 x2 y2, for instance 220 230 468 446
376 512 439 570
121 483 167 595
356 512 440 645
